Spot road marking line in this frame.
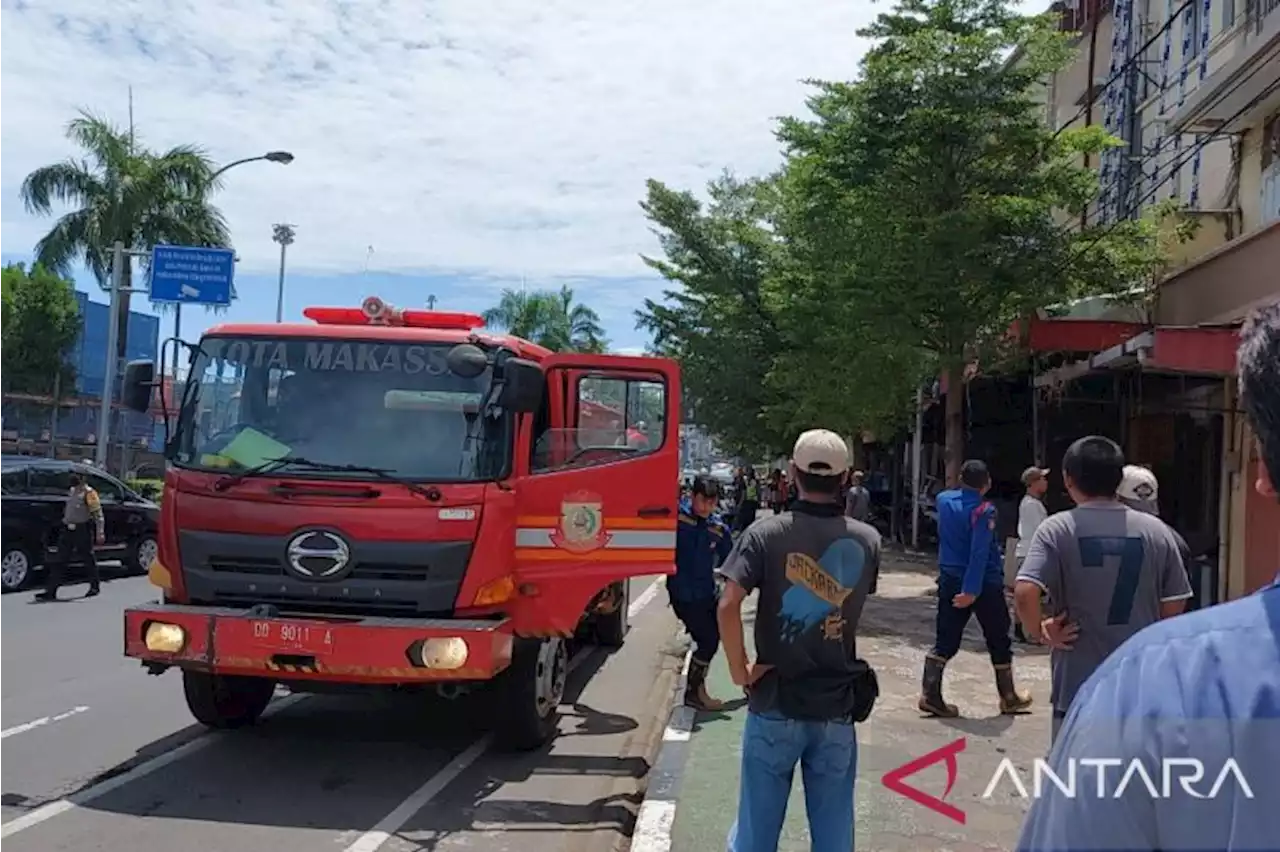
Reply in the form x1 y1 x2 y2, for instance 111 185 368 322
629 576 664 615
342 735 494 852
2 581 667 841
1 706 91 740
0 694 306 839
342 577 665 852
632 645 695 852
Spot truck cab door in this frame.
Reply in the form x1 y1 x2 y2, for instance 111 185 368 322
516 354 680 598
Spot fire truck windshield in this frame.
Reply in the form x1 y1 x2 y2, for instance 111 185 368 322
171 336 511 482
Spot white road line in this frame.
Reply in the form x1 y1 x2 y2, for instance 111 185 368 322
631 647 695 852
341 577 666 852
0 694 307 839
1 706 91 740
629 576 664 615
2 580 668 842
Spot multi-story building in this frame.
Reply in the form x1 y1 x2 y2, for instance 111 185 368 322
1030 0 1280 599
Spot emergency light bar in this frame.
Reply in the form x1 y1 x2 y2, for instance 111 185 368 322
303 298 485 331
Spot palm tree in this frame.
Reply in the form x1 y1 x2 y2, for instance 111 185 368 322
544 285 607 353
481 289 559 342
482 285 608 353
20 111 230 357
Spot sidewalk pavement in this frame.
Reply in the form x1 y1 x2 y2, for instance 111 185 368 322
632 558 1053 852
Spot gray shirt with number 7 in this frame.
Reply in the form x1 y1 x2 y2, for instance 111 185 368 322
1016 502 1191 713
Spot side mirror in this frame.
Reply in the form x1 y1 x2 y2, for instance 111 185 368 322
446 343 489 379
121 360 156 413
498 358 544 413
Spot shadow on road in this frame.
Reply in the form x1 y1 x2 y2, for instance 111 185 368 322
859 583 1049 660
14 632 681 852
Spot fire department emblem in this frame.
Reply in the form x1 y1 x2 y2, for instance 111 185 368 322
550 491 612 553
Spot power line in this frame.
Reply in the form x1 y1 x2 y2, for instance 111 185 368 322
1050 0 1197 139
1056 75 1280 279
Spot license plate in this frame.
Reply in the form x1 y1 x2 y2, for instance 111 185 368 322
250 620 335 654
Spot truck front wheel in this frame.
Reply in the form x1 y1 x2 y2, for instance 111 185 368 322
495 637 567 751
183 671 275 729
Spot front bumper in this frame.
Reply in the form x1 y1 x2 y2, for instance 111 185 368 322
123 603 514 684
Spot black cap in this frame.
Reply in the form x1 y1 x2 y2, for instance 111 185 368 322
959 459 990 488
691 475 721 499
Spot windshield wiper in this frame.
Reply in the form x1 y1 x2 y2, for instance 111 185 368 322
211 455 302 491
214 455 436 499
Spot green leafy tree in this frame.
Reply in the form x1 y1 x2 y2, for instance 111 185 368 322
1 263 81 396
775 0 1173 483
19 110 231 357
635 174 791 459
482 285 608 353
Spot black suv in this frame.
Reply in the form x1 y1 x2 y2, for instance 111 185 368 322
0 456 160 592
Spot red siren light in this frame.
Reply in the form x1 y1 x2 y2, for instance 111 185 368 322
304 299 486 331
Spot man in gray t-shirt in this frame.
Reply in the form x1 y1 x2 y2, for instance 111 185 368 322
1015 437 1191 745
716 429 881 852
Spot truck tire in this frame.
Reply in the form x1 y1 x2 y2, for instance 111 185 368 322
183 670 275 729
593 581 628 648
495 637 567 751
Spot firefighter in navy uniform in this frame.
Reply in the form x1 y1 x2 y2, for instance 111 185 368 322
672 475 734 711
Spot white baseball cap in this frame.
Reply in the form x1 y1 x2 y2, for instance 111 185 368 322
1117 465 1159 505
792 429 850 476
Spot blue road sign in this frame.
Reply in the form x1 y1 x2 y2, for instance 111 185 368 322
149 244 236 306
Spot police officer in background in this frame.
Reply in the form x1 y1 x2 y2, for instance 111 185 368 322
36 471 104 602
921 460 1034 717
673 475 734 711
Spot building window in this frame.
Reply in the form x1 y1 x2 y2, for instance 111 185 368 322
1222 0 1236 29
1185 1 1202 59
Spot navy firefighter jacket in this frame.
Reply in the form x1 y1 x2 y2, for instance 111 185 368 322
936 487 1003 596
670 498 733 602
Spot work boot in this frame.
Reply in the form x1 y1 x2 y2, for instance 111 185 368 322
995 663 1034 714
683 658 724 712
918 654 959 717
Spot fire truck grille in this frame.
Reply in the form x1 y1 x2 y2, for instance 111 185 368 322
179 530 470 615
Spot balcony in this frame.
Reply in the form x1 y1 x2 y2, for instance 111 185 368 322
1166 2 1280 134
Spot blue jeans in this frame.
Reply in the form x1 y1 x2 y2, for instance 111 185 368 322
727 711 858 852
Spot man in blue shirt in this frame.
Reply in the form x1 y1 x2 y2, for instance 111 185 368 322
1017 301 1280 851
672 475 734 711
921 459 1033 717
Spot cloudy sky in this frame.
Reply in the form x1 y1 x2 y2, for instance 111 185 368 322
0 0 1019 353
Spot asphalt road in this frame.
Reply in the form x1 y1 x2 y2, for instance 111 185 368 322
1 573 684 852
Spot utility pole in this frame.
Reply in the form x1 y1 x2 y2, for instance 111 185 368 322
426 295 438 309
96 243 126 468
272 224 296 323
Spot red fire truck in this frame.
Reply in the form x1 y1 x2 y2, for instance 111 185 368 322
117 297 679 750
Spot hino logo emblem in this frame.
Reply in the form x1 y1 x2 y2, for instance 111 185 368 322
285 530 351 579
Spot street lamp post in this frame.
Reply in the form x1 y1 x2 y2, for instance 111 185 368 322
272 224 296 323
172 150 296 348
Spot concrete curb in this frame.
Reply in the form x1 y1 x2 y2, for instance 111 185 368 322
629 645 695 852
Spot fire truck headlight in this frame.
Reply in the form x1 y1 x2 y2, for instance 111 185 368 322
144 622 187 653
417 637 469 670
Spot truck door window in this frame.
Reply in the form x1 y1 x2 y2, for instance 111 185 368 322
531 374 666 472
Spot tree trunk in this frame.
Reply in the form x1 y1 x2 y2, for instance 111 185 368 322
945 361 965 487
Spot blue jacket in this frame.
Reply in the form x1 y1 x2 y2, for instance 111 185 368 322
936 487 1002 596
670 498 733 602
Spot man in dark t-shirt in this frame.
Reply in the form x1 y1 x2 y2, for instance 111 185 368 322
716 429 881 852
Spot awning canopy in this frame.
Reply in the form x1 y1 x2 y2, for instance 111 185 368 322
1034 325 1241 388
